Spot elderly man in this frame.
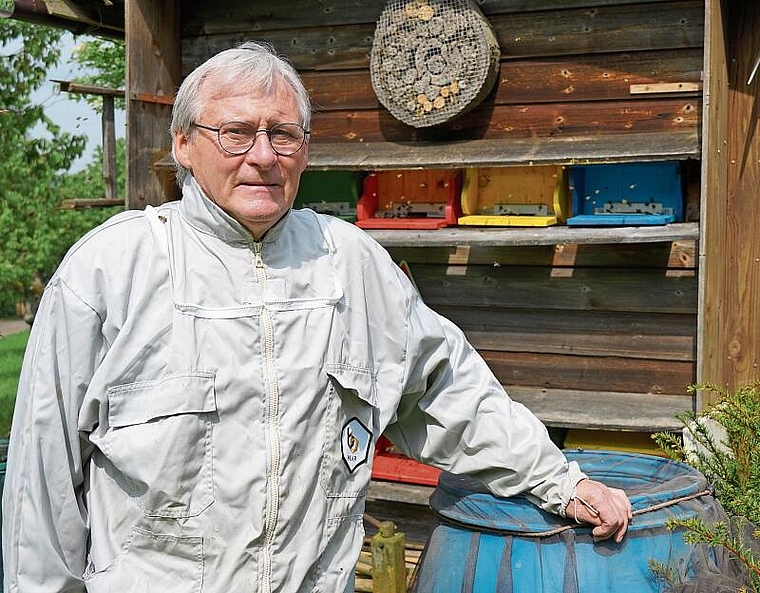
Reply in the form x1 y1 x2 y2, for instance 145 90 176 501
2 41 630 593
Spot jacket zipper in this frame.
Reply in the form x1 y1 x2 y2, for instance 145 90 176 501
253 241 280 593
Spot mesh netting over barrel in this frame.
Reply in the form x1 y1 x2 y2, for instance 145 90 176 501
370 0 500 128
413 450 754 593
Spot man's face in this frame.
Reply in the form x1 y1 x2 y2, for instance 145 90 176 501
174 77 308 239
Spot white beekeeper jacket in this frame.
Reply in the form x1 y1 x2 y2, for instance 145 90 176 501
2 177 585 593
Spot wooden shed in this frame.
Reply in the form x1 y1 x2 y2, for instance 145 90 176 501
10 0 760 444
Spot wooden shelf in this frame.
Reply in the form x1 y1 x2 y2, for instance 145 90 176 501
307 130 700 171
364 222 699 248
507 386 692 432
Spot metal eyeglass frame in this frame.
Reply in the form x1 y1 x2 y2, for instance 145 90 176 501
193 121 311 156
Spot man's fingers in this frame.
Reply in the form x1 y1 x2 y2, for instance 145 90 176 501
572 480 632 543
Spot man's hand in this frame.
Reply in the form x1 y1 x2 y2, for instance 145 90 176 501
568 479 632 543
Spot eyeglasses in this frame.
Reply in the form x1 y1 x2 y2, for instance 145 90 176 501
193 121 310 156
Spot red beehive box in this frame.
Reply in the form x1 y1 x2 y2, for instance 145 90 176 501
371 435 441 487
356 169 462 230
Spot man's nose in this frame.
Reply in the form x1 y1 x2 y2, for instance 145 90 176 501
244 131 278 167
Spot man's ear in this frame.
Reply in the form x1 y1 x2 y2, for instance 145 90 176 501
173 130 192 169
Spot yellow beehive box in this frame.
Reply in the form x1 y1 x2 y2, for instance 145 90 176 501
458 165 569 227
563 429 668 457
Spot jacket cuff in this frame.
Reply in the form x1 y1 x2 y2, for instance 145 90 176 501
557 462 588 517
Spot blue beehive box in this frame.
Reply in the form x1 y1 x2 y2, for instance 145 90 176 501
567 162 683 226
294 170 361 222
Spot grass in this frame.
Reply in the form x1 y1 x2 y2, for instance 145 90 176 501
0 329 29 438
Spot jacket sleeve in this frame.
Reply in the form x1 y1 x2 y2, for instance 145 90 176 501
2 276 106 592
383 273 585 516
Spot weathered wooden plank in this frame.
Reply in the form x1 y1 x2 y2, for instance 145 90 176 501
181 0 681 35
309 98 699 144
307 132 701 170
181 1 702 69
367 482 435 507
467 323 695 362
488 1 703 58
484 350 696 394
300 48 703 110
506 386 692 430
60 199 125 210
698 0 760 400
431 306 697 361
126 0 180 208
54 80 124 98
497 49 702 103
362 222 700 248
384 241 697 268
409 265 697 313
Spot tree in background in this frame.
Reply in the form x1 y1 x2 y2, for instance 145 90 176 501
0 21 121 319
71 36 125 109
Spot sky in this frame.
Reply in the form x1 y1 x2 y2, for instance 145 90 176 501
32 31 125 172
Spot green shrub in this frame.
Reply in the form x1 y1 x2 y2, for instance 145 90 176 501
653 383 760 591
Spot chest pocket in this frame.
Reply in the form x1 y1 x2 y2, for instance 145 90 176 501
103 372 217 518
319 364 378 499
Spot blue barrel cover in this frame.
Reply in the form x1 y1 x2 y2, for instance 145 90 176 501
414 450 724 593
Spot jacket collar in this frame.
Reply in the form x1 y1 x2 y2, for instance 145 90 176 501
178 176 288 245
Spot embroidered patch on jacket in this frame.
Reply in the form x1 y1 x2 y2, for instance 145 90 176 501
341 417 372 473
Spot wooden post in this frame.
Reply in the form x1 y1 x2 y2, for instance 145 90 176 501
101 94 117 202
125 0 180 209
698 0 760 405
370 521 407 593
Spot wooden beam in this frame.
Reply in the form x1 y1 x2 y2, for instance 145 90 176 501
102 95 118 202
44 0 124 34
60 199 124 209
53 80 124 98
506 386 692 431
125 0 180 209
698 0 760 404
306 133 700 171
363 222 699 248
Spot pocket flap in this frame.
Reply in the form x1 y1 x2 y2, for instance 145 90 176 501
108 372 217 428
325 364 377 407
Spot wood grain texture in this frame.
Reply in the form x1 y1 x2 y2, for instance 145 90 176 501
180 1 703 67
699 0 760 399
408 264 697 313
433 306 696 361
181 0 683 36
306 133 701 169
301 49 702 110
484 350 695 394
506 386 691 430
308 98 699 143
125 0 180 208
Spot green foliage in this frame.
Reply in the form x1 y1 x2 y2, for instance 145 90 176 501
0 330 29 438
654 383 760 524
58 138 126 200
653 383 760 591
71 37 125 110
0 21 121 314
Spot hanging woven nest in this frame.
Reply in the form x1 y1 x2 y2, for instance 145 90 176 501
370 0 501 128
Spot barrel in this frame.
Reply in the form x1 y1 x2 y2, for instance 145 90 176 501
413 450 726 593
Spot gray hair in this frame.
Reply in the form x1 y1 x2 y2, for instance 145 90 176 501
170 41 312 185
